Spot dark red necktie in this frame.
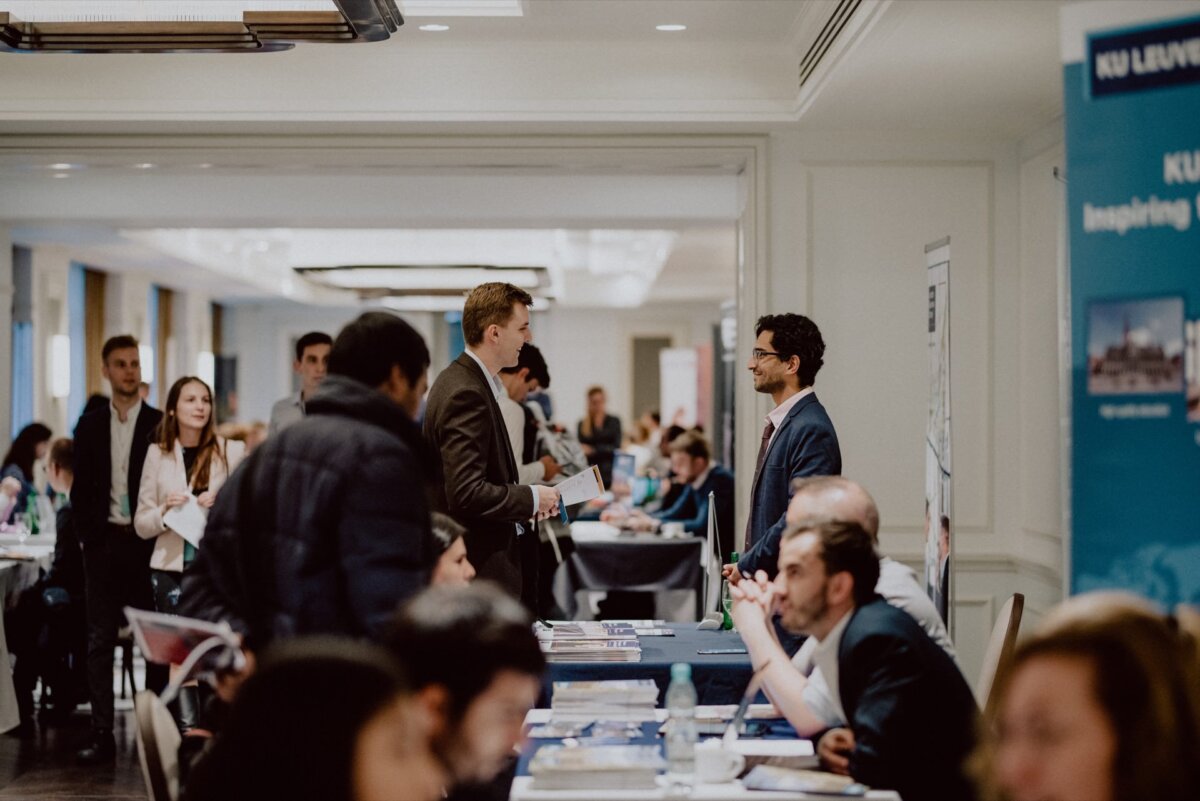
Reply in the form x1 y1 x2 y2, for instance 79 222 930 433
744 419 776 550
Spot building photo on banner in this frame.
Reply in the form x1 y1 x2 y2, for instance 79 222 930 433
5 1 1200 800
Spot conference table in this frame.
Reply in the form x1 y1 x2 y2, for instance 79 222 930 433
0 536 56 733
540 623 756 707
553 522 706 621
512 711 902 801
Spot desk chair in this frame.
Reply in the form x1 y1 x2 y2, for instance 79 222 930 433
134 690 181 801
117 625 138 699
977 592 1024 723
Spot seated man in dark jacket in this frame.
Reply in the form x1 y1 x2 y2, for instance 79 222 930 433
180 312 436 650
7 437 88 733
603 429 736 557
731 520 978 801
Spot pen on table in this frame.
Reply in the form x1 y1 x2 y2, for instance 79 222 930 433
724 658 772 744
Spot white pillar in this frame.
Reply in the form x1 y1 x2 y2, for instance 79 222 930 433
0 230 13 451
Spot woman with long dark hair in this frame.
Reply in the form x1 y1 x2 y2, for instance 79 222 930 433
135 376 245 610
1 422 52 523
134 376 244 730
183 639 446 801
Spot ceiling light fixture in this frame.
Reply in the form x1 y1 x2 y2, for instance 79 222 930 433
132 163 157 170
0 0 404 53
418 23 448 31
655 24 686 32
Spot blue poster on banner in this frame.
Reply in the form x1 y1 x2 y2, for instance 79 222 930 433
1064 10 1200 606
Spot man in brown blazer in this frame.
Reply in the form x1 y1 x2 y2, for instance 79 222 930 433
424 283 560 609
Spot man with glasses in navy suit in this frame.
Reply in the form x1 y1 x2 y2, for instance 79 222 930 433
724 313 841 584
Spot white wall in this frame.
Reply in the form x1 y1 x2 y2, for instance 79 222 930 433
223 303 438 423
534 301 724 432
757 125 1067 686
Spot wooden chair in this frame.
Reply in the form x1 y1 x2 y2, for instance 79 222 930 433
977 592 1024 722
134 690 181 801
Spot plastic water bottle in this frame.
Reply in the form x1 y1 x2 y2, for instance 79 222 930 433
665 662 697 793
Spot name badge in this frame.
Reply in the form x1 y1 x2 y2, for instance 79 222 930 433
119 494 131 518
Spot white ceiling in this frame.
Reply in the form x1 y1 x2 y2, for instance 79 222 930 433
0 0 1071 309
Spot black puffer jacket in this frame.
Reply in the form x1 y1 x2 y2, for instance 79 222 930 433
180 375 435 649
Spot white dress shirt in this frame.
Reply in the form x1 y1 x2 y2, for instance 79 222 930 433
108 399 143 524
765 386 814 449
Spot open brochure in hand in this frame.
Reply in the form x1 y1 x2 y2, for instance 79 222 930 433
123 607 241 672
529 744 664 790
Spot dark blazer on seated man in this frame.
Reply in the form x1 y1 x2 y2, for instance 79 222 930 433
838 596 978 801
737 392 840 578
425 352 532 602
654 464 736 558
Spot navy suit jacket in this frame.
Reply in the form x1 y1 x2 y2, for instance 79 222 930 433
653 464 736 559
737 392 840 578
838 598 978 801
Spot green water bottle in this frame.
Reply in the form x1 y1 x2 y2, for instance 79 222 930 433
721 551 739 630
25 494 39 535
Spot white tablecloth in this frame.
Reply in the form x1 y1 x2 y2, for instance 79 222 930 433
0 544 56 732
510 776 902 800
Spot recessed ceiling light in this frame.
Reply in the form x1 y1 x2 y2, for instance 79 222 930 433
656 24 686 32
419 24 449 32
132 163 157 170
47 162 77 170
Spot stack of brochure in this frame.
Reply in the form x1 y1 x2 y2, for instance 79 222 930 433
550 679 659 722
529 744 665 790
537 622 643 663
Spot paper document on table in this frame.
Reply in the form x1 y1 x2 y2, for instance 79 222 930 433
164 496 208 549
556 465 605 506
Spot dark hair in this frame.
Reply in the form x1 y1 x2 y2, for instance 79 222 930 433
430 512 466 554
328 312 430 388
156 376 224 491
2 422 53 482
48 438 73 472
294 331 333 363
668 429 711 461
101 334 139 363
980 600 1200 801
785 520 879 606
183 639 413 801
385 584 545 722
648 410 661 425
664 424 687 443
461 282 533 347
755 313 825 386
499 342 550 388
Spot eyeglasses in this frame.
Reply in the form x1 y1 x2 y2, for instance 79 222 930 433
750 348 785 363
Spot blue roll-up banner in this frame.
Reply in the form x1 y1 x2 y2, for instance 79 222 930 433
1063 4 1200 605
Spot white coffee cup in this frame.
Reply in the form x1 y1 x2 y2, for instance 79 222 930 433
660 521 685 538
694 741 746 784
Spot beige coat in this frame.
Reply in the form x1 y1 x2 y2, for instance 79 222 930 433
134 436 246 572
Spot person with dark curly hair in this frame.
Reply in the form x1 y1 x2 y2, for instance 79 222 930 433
725 313 841 582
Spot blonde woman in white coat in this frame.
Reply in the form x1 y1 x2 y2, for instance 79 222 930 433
135 376 244 731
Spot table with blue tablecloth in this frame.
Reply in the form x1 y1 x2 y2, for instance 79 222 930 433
541 623 755 707
511 712 902 801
